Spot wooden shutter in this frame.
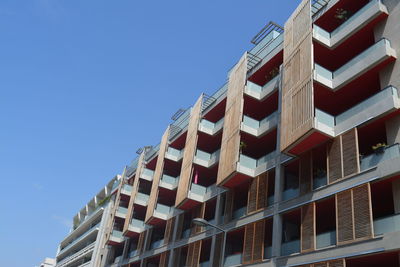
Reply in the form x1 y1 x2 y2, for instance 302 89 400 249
247 178 258 214
164 217 175 244
186 241 202 267
342 128 360 177
328 259 346 267
328 136 343 183
217 54 246 185
224 190 234 223
336 184 373 245
192 203 206 234
137 230 146 254
176 95 203 207
159 252 169 267
212 233 224 266
243 223 255 264
314 263 328 267
257 173 268 210
175 213 184 240
353 184 373 240
243 220 265 264
300 151 313 195
301 203 316 252
145 128 170 222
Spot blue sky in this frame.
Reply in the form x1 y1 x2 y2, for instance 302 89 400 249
0 0 299 266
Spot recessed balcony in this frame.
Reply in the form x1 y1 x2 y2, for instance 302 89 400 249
237 151 277 177
115 206 128 219
313 0 388 49
198 118 224 136
153 203 174 221
134 192 150 206
245 75 279 101
124 219 147 237
159 174 179 190
314 39 396 91
164 147 184 162
120 184 132 196
140 168 154 181
193 149 220 168
108 230 124 246
241 111 278 137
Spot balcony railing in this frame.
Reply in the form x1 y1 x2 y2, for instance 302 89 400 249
115 207 128 218
281 239 300 256
140 168 154 181
56 242 95 266
128 219 146 233
165 147 184 162
159 174 179 189
59 223 100 255
360 143 400 171
121 184 133 195
154 203 174 220
245 75 280 101
282 187 300 201
241 111 278 137
316 230 336 249
314 108 335 136
199 118 224 136
134 192 150 206
232 206 247 219
109 230 124 244
224 253 242 267
150 238 164 249
237 151 276 177
193 149 220 168
374 213 400 235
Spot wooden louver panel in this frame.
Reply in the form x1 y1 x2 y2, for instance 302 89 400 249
123 151 146 234
242 223 255 264
185 240 202 267
243 220 265 264
280 0 314 152
224 190 234 223
328 136 343 183
299 151 312 195
328 259 346 267
217 53 247 185
248 173 268 214
159 251 169 267
137 230 146 254
353 184 373 239
145 127 170 222
342 128 360 177
164 217 175 244
212 233 224 266
314 263 328 267
176 95 203 207
301 203 316 252
247 176 258 214
336 190 354 244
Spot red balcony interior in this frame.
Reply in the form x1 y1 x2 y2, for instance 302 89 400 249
243 91 278 120
203 98 226 123
347 251 400 267
169 131 187 150
146 156 158 170
371 176 397 219
248 50 283 86
241 128 277 158
197 131 222 153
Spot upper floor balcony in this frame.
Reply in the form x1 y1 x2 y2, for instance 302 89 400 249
245 75 279 101
198 118 224 136
241 111 278 137
140 168 154 181
124 218 147 237
120 184 132 196
115 206 128 219
153 203 175 221
164 147 184 162
159 174 179 190
58 222 100 257
134 192 150 206
108 229 124 246
193 149 221 168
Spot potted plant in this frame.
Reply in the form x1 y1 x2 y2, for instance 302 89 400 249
268 67 279 80
239 141 247 153
334 8 350 21
372 143 387 154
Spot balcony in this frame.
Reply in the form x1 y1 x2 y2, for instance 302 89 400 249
245 75 279 100
126 219 147 235
121 184 133 196
56 242 95 267
313 39 396 91
374 213 400 236
316 230 336 249
165 147 184 162
58 223 100 256
159 174 179 190
314 108 335 136
134 192 150 206
281 239 300 256
224 253 242 267
193 149 220 168
232 206 247 220
115 207 128 219
198 118 224 136
140 168 154 181
150 239 165 249
237 151 276 177
108 230 124 245
282 187 300 201
313 0 388 49
361 144 400 171
241 112 278 137
153 203 174 221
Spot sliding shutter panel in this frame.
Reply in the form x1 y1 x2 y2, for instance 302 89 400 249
300 151 313 195
328 137 343 183
336 190 354 244
253 220 265 262
353 184 373 239
342 129 360 177
243 223 255 264
301 203 315 252
257 173 268 210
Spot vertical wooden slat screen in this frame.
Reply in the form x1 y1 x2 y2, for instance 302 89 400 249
224 190 234 223
248 173 269 214
175 213 184 240
192 203 206 234
176 95 203 207
212 233 224 266
243 220 266 264
353 184 373 240
300 151 313 195
164 217 175 244
280 0 314 152
186 242 194 267
123 151 146 234
342 129 360 177
159 251 169 267
186 241 202 267
145 127 170 223
217 53 247 185
314 263 328 267
336 184 373 245
328 259 346 267
328 128 360 184
137 230 146 254
301 203 316 252
243 223 255 264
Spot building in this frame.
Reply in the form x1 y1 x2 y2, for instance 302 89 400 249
39 258 56 267
62 0 400 266
54 176 121 267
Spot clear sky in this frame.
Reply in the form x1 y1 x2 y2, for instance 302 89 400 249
0 0 300 266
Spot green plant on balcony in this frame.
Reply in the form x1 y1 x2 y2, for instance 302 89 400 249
267 67 279 81
239 141 247 153
97 195 111 207
334 8 350 21
372 143 387 154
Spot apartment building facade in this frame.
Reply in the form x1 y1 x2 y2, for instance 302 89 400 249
54 176 122 267
70 0 400 266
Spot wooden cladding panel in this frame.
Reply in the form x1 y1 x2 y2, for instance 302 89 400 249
164 217 175 244
159 251 169 267
300 151 312 195
342 129 360 177
186 241 202 267
212 233 224 266
137 230 146 254
328 259 346 267
175 213 185 240
243 223 255 264
145 128 170 222
314 263 328 267
353 184 373 239
176 95 203 206
243 220 266 264
224 190 234 223
336 190 354 244
328 128 359 184
192 203 206 234
336 184 373 245
217 54 246 185
123 152 146 233
248 173 268 214
301 203 316 252
280 0 313 152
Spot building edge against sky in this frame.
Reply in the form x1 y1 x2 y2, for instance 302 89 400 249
54 0 400 266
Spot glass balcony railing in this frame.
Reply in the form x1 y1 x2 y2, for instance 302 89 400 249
232 206 247 219
59 223 100 253
281 239 300 255
316 230 336 249
135 192 150 205
165 147 183 161
121 184 132 194
264 245 272 259
249 30 283 61
313 173 327 190
245 75 280 100
282 187 300 201
199 260 211 267
129 249 138 258
141 168 154 180
315 109 335 136
238 151 276 175
182 228 191 239
374 213 400 235
150 239 164 249
117 207 128 215
360 144 400 171
130 219 145 230
160 174 179 187
190 183 207 196
194 149 220 167
199 118 224 134
155 203 173 217
224 253 242 267
111 230 123 239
